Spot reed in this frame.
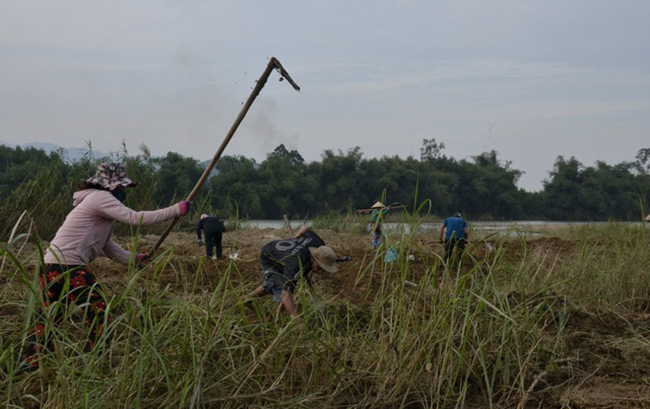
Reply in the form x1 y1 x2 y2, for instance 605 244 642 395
1 205 648 407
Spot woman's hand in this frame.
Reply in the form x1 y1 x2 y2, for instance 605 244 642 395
135 253 150 269
178 201 192 216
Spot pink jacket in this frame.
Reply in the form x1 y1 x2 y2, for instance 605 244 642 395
44 189 182 266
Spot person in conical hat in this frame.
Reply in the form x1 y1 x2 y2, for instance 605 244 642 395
369 201 390 249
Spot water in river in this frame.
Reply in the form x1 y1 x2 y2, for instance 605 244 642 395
240 220 617 237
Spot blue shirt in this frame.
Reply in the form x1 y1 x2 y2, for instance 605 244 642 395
443 217 467 240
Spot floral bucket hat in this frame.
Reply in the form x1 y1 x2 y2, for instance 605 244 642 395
86 162 136 191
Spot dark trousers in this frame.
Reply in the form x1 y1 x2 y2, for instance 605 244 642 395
371 228 382 249
444 238 466 264
205 230 223 259
23 264 111 367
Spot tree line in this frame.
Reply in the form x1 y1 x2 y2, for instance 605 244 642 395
206 141 650 221
0 141 649 239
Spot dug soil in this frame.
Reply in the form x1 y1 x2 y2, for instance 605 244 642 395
4 228 649 407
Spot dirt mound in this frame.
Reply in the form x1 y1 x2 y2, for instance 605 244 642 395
553 308 650 406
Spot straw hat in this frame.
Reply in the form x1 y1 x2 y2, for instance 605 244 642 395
309 246 338 273
371 201 385 209
201 214 210 219
86 162 136 191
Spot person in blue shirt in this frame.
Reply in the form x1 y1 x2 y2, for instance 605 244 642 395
439 212 468 264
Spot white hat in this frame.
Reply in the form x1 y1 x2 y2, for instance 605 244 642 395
371 201 385 209
201 214 210 219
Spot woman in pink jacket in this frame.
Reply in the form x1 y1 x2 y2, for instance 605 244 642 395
23 162 191 369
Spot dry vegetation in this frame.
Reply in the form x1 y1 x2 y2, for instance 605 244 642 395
1 223 650 408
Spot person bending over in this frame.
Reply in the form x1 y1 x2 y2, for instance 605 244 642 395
197 214 227 259
439 212 468 265
247 227 338 317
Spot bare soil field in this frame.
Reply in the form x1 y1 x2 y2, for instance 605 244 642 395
2 227 649 407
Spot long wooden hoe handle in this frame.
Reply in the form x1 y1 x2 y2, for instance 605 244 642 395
283 214 294 237
147 57 300 258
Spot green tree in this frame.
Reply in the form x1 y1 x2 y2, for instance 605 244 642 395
311 147 367 212
541 157 645 220
542 156 587 220
420 138 446 161
153 152 203 205
209 155 263 218
0 146 57 198
453 151 524 219
258 144 316 218
635 148 650 174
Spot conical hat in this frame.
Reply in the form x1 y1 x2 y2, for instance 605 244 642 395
371 201 385 209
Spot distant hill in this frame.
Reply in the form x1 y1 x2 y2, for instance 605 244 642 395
0 141 109 163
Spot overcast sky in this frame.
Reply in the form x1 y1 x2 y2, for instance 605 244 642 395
1 1 649 191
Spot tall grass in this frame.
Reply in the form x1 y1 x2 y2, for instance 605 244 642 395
0 159 94 240
1 215 649 406
0 153 202 241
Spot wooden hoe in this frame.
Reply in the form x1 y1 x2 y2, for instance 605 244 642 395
147 57 301 258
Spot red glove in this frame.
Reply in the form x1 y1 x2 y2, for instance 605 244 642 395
178 201 192 216
136 253 149 268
